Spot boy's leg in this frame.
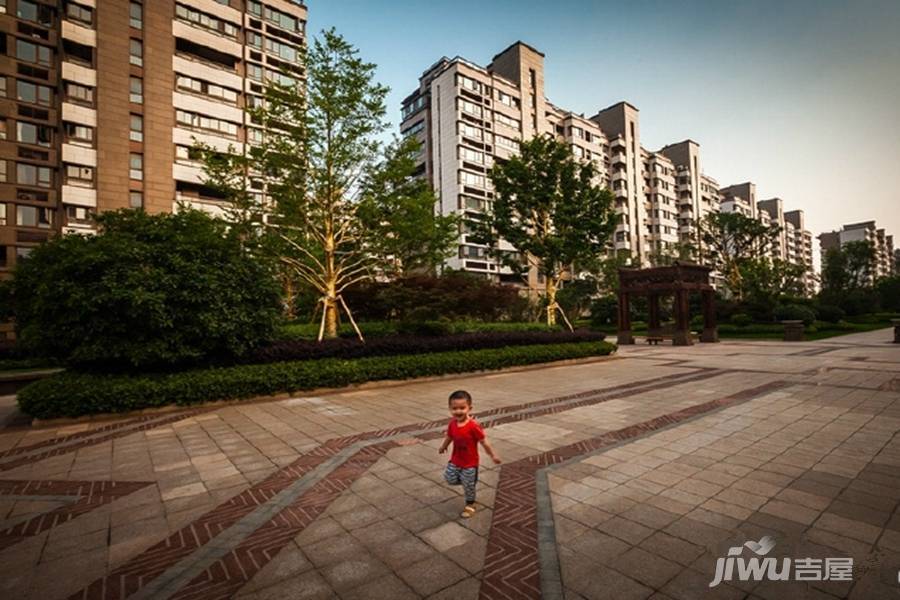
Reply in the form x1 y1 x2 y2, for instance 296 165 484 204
444 462 462 486
460 467 478 504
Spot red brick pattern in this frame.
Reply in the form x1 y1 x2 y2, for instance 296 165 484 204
67 369 716 599
478 380 790 600
0 410 204 472
0 479 153 551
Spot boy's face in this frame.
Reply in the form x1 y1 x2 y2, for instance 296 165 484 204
449 398 471 420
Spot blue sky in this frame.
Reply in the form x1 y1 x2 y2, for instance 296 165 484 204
309 1 900 264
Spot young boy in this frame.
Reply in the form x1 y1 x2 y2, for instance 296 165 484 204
439 390 501 518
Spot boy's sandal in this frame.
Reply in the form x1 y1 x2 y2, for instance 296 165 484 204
460 505 476 518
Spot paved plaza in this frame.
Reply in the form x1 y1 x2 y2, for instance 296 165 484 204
0 330 898 599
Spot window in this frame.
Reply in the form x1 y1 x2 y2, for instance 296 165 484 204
130 114 143 142
459 147 484 164
176 110 239 137
0 0 5 14
175 3 238 38
264 38 298 62
458 122 481 140
459 171 486 188
261 5 301 32
17 80 52 106
129 153 143 180
16 0 53 27
129 191 143 209
65 164 93 187
67 205 95 224
66 2 93 25
129 77 143 104
494 113 520 130
64 122 93 144
17 163 52 187
0 203 5 226
129 1 142 29
0 121 5 140
175 145 202 163
16 205 53 228
16 40 52 66
459 99 482 117
0 161 5 182
64 81 93 105
175 75 238 104
129 39 143 66
16 121 51 147
16 247 33 260
0 77 6 97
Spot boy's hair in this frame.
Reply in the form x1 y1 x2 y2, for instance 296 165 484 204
448 390 472 406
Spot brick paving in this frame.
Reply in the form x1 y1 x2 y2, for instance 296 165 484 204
0 328 898 599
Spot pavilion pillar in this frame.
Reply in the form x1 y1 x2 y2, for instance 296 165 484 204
672 289 692 346
648 294 661 337
700 289 718 343
617 291 634 345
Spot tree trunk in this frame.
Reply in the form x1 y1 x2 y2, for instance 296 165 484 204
545 276 557 327
323 294 339 338
282 272 297 321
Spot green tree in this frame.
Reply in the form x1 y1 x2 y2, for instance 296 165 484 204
699 212 780 299
357 137 459 278
740 257 808 306
471 135 616 328
6 209 280 370
821 240 876 292
199 29 452 340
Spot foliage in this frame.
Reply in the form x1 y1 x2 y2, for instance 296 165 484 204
740 258 808 306
198 29 455 339
6 210 280 371
357 136 459 277
773 304 816 326
340 272 526 323
556 278 598 320
730 313 752 327
815 304 845 324
470 135 616 328
277 319 559 341
876 276 900 312
19 342 617 419
247 330 605 363
699 212 780 299
588 296 619 329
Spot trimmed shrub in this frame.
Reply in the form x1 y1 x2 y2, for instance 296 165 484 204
690 315 705 329
773 304 816 326
7 209 281 371
815 304 845 324
396 319 452 337
730 313 752 327
18 341 617 419
276 320 559 341
248 330 606 364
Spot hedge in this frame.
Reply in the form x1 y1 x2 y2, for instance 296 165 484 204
248 330 605 364
18 341 617 419
276 320 559 341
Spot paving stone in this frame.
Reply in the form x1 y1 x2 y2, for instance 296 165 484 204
396 554 468 597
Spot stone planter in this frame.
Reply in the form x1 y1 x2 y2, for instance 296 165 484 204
782 320 804 342
892 319 900 344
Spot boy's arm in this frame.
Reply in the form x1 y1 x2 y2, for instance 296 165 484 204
438 435 452 454
479 438 501 464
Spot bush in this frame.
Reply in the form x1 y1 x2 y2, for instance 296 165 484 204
730 313 752 327
877 277 900 312
589 296 618 328
815 304 845 324
773 304 816 326
248 330 606 364
8 209 281 371
19 341 617 419
276 320 559 341
341 272 525 322
690 315 705 329
396 319 452 337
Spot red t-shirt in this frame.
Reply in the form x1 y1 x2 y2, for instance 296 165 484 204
448 418 485 468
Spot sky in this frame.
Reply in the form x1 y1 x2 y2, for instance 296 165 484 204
308 0 900 268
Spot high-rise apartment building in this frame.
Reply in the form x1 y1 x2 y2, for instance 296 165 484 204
0 0 307 274
401 42 733 281
820 221 895 283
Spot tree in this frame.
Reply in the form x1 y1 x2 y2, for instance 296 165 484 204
6 209 281 370
471 135 616 328
821 241 876 292
199 29 452 340
699 212 780 299
740 257 808 307
357 137 459 278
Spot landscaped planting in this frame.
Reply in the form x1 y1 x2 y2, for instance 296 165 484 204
276 320 560 341
18 341 616 419
248 330 605 364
